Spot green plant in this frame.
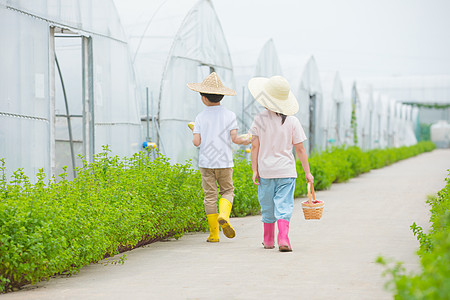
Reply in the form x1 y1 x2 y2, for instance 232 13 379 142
0 141 436 293
231 152 259 217
294 142 434 198
0 148 208 292
377 170 450 299
351 103 358 145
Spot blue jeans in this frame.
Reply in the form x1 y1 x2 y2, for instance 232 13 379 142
258 177 296 223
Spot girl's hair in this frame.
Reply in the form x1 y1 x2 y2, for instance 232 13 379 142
275 112 287 125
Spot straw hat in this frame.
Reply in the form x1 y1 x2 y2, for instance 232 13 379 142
187 72 236 96
248 75 299 116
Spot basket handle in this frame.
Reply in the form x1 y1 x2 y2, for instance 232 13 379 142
307 182 316 204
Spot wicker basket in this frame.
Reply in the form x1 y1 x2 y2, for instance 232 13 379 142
301 182 324 220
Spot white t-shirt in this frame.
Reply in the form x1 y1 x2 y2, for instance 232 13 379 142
194 106 238 169
249 110 307 178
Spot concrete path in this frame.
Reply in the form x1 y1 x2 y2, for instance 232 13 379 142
3 149 450 300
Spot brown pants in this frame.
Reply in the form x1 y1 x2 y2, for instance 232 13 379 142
200 168 234 215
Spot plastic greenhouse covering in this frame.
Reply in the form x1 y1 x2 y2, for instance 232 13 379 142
360 75 450 103
431 121 450 148
0 0 141 181
114 0 235 166
355 84 375 150
374 94 390 149
238 39 284 133
296 56 323 153
231 38 281 93
320 72 349 148
360 75 450 126
1 0 444 183
352 82 418 150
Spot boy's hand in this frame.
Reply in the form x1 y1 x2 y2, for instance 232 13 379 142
192 133 201 147
305 173 314 184
252 171 260 185
239 134 252 145
231 130 252 145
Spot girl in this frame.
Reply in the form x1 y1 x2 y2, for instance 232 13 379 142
248 75 314 252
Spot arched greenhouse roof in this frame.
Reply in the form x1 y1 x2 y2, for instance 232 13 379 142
298 56 322 97
114 0 234 112
114 0 235 164
1 0 127 41
320 72 348 146
296 56 323 152
240 38 284 131
253 39 283 78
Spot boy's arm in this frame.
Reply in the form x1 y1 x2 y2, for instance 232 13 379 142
193 133 201 147
230 129 251 145
251 136 260 185
294 142 314 183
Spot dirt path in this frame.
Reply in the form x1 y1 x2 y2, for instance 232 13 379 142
3 149 449 300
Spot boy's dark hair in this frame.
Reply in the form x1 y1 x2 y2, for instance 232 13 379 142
201 93 224 103
276 112 287 125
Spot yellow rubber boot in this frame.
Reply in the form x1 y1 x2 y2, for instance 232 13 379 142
206 213 219 242
218 198 236 238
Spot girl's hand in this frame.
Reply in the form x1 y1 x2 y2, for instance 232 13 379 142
242 138 251 146
252 171 260 185
305 173 314 184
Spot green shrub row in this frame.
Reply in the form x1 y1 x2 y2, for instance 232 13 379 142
294 141 436 197
0 141 435 292
377 169 449 299
0 148 206 292
230 155 259 217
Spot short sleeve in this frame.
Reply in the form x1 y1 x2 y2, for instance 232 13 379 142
193 115 201 134
249 115 259 136
228 112 238 131
292 117 307 144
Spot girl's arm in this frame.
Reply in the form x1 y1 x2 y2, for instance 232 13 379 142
251 136 260 185
294 142 314 183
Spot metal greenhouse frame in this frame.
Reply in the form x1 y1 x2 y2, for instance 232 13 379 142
0 0 141 181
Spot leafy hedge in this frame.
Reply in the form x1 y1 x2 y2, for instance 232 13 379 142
231 154 259 217
0 149 206 292
0 141 435 292
294 142 436 197
377 170 450 299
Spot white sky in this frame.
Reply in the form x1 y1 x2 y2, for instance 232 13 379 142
212 0 450 83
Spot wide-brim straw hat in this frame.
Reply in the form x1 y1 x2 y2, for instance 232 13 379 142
187 72 236 96
248 75 299 116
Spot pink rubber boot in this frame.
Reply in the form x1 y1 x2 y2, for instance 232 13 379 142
263 223 275 249
277 219 292 252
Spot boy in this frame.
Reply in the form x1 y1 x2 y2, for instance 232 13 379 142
187 72 251 242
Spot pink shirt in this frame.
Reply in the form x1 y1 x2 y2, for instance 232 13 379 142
249 110 307 179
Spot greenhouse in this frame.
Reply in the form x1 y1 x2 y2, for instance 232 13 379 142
0 0 141 181
319 72 349 148
296 56 323 153
351 82 419 151
239 38 284 133
360 75 450 128
354 83 375 150
373 93 390 149
114 0 235 165
1 0 447 177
